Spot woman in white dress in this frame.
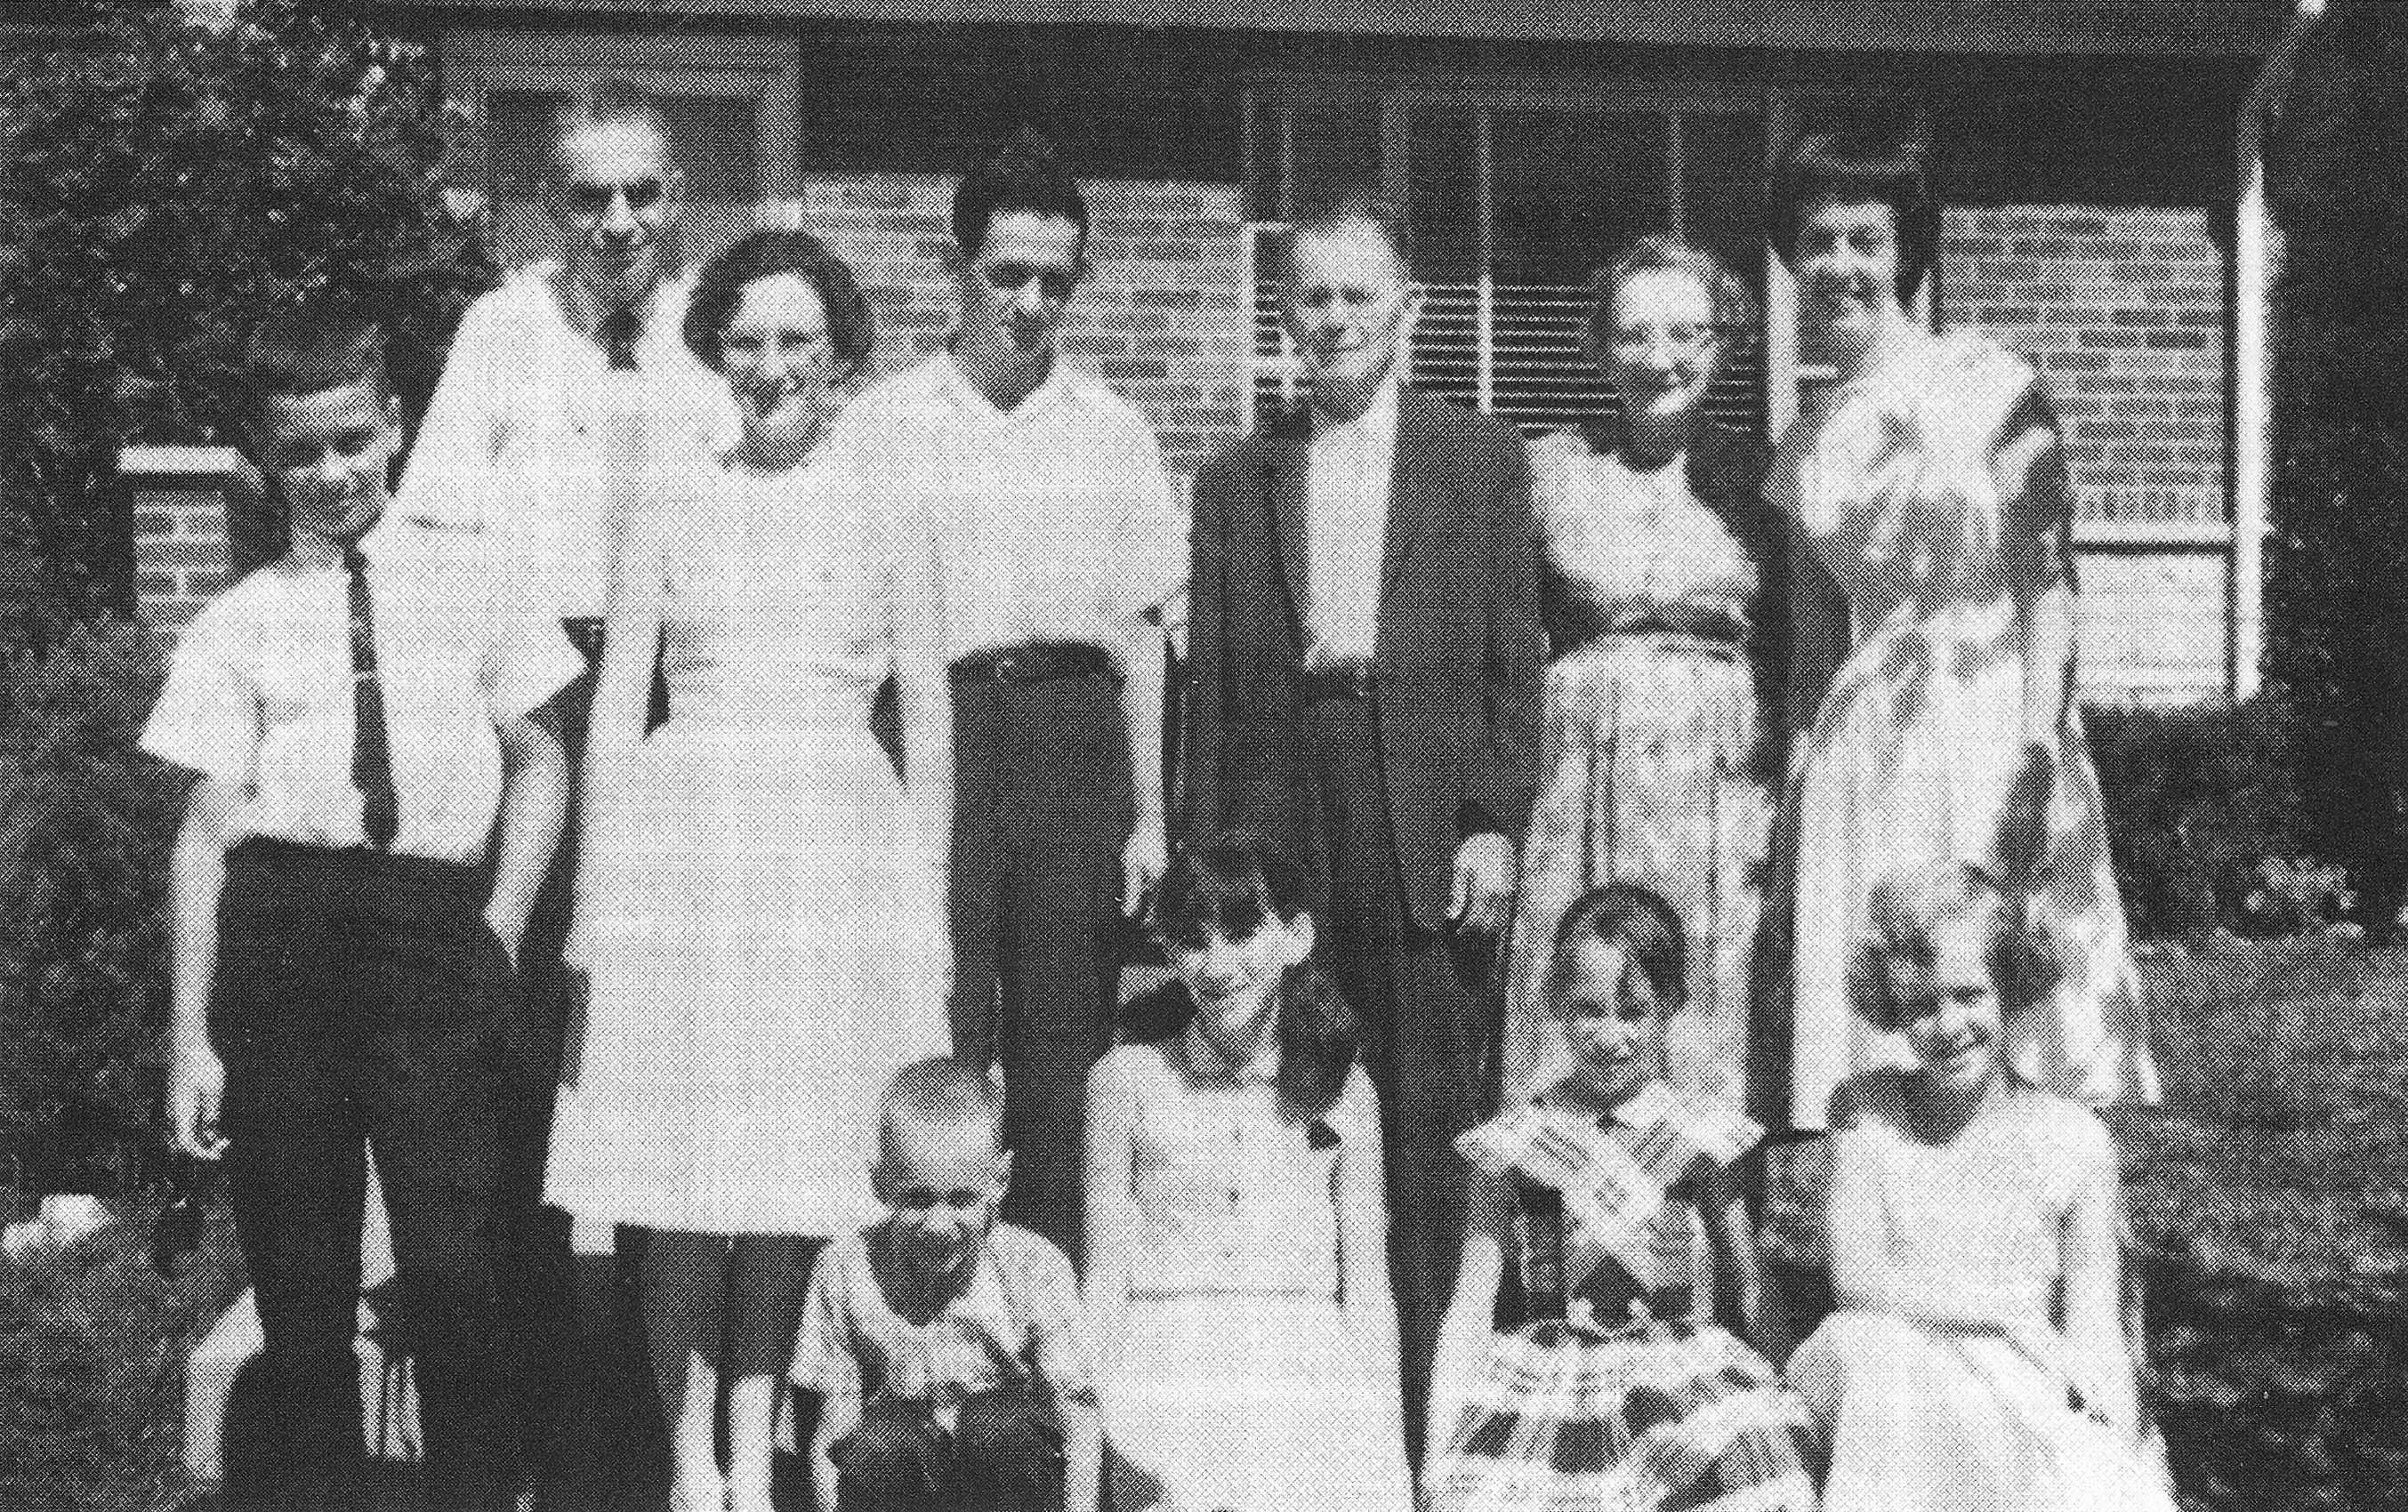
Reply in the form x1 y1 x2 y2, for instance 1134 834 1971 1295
550 229 953 1512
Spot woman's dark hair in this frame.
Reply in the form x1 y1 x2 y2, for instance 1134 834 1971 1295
681 228 875 378
1149 832 1358 1120
1547 882 1688 1014
1768 125 1939 305
953 128 1089 259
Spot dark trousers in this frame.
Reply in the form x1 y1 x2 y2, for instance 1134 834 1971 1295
493 631 608 1484
834 1390 1064 1512
211 840 518 1512
947 670 1132 1262
1303 696 1490 1465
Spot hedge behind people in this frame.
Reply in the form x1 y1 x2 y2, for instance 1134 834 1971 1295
2264 1 2408 937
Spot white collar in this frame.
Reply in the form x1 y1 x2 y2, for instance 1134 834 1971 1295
1309 372 1403 446
536 259 689 348
1542 1075 1675 1130
934 347 1076 422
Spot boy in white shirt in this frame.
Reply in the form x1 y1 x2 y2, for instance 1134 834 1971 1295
149 304 576 1512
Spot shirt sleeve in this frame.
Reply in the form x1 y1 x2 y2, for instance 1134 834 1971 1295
1110 407 1187 626
139 600 259 784
395 291 512 532
1336 1065 1383 1146
483 560 584 722
2042 1098 2120 1220
1014 1233 1099 1404
787 1239 866 1397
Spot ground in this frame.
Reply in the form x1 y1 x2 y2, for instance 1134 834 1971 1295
1 939 2402 1512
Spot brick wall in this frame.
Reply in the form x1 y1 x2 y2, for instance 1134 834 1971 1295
1944 205 2227 527
1942 205 2235 705
794 173 1250 476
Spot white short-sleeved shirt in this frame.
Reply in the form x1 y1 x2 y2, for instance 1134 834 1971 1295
140 518 582 864
395 262 735 617
822 352 1183 661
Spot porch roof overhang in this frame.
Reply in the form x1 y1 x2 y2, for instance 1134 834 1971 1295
402 0 2285 58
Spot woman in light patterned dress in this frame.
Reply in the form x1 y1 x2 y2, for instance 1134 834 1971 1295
551 229 953 1512
1496 236 1835 1109
1752 127 2155 1135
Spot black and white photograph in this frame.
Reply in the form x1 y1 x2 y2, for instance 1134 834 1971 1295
0 2 2396 1510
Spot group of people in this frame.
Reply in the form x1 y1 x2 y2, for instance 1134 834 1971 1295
133 72 2170 1512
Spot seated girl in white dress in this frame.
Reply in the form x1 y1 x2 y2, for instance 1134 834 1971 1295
1788 860 2176 1512
1083 833 1413 1512
1427 882 1816 1512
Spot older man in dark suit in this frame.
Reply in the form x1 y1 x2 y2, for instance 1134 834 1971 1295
1181 196 1543 1457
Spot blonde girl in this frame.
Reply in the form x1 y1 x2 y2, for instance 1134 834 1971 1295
1788 859 2175 1512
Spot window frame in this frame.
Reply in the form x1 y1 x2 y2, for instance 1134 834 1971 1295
439 28 802 244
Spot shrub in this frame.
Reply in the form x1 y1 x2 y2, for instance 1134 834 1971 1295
0 0 495 640
2087 695 2325 939
0 1191 245 1512
0 620 181 1185
2264 3 2408 936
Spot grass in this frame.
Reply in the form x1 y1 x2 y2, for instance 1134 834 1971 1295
2117 938 2408 1512
3 940 2404 1511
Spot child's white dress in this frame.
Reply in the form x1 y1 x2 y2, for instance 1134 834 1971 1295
1788 1070 2178 1512
1094 1028 1413 1512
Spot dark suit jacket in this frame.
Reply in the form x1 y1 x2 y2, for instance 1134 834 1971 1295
1181 386 1544 930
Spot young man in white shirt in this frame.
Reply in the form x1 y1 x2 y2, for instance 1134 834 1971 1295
820 133 1180 1264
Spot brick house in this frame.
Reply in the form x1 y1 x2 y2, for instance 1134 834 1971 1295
133 0 2301 704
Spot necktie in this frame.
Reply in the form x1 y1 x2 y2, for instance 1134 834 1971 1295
599 302 640 370
342 543 400 851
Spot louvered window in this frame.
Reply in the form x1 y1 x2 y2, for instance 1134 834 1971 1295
1247 90 1767 439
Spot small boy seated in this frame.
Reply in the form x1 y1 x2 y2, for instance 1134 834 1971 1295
791 1058 1099 1512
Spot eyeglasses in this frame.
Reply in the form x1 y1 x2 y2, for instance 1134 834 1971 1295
1608 323 1718 356
559 177 667 218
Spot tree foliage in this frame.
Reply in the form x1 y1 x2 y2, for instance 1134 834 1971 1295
0 0 495 642
2265 1 2408 933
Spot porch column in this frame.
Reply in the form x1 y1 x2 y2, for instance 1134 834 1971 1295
2234 0 2327 700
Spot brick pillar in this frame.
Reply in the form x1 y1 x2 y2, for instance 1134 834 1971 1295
125 446 246 634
